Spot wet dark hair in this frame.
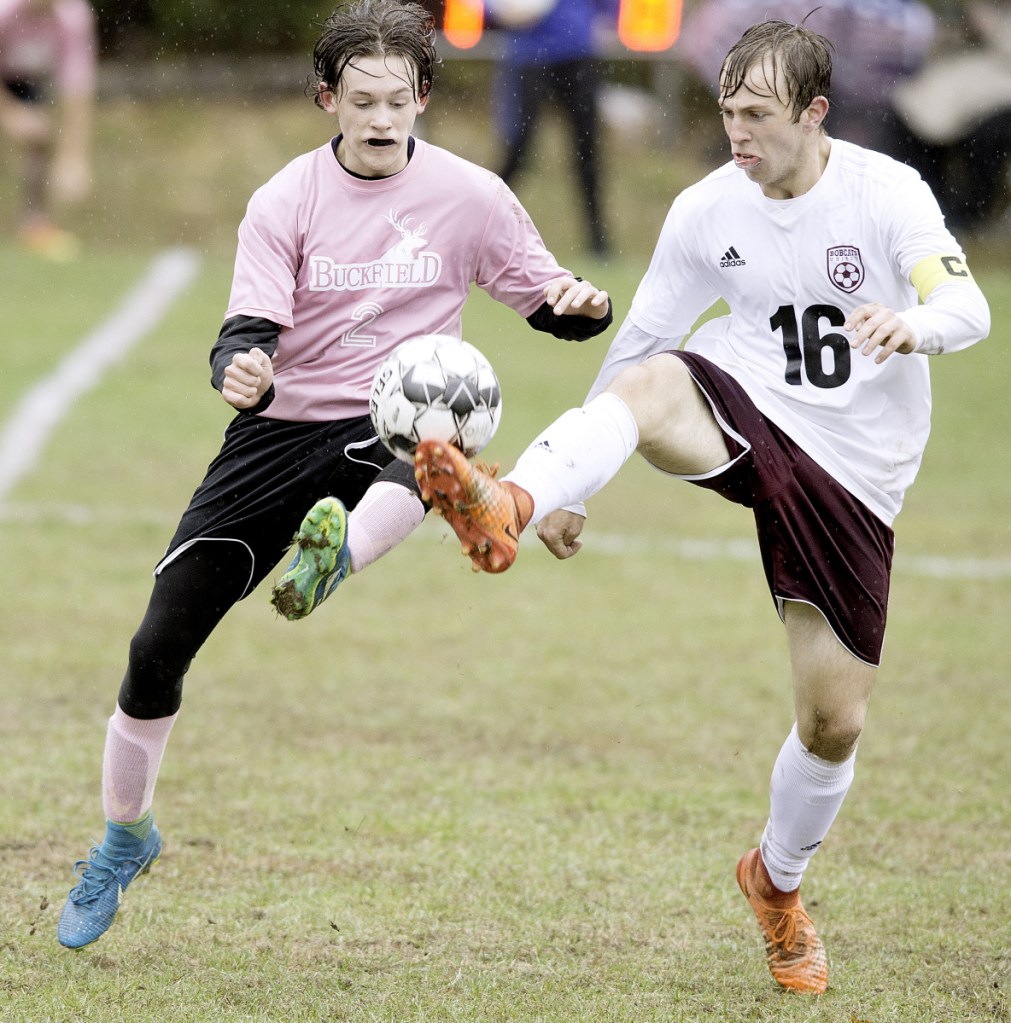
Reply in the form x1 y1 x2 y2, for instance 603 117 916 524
719 17 833 123
311 0 438 107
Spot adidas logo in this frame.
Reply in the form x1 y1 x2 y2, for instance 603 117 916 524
720 246 746 268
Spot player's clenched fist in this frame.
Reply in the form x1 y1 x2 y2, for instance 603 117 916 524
222 347 273 409
535 508 586 560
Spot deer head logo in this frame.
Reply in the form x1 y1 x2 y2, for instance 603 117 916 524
383 210 429 261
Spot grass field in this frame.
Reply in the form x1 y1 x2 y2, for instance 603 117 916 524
1 94 1009 1022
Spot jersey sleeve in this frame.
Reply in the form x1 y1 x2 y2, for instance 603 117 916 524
584 317 677 401
584 195 721 400
901 274 991 355
471 180 573 318
225 182 302 328
627 196 721 341
884 173 991 355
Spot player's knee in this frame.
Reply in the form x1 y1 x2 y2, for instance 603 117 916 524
607 361 654 410
121 629 189 717
607 357 689 445
798 709 865 762
609 358 727 473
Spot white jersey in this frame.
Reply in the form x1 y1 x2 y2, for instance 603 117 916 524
226 137 572 422
595 139 988 525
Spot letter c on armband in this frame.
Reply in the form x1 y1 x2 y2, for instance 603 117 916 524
910 253 975 303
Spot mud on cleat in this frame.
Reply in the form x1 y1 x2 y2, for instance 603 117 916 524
270 496 351 620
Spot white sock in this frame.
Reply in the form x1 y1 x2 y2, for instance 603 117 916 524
102 705 178 824
347 481 426 573
504 392 639 526
759 723 856 892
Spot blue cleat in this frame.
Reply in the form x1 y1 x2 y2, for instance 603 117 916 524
270 496 351 620
58 820 162 949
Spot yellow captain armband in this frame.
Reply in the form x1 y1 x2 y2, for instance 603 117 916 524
910 254 975 302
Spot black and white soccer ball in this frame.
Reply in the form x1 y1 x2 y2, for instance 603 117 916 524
369 334 503 463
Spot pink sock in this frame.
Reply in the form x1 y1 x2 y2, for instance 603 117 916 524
102 705 178 823
347 481 426 573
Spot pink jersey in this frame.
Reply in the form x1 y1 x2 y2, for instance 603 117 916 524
0 0 96 93
225 137 573 422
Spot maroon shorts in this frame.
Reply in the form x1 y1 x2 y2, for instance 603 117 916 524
672 351 894 666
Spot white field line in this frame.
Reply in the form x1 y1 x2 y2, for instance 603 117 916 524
0 247 201 507
584 531 1011 582
0 500 1007 583
1 249 1005 589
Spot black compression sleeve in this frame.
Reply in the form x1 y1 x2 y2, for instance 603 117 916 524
525 295 613 341
209 315 281 414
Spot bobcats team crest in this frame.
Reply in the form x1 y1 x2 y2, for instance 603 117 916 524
827 245 864 293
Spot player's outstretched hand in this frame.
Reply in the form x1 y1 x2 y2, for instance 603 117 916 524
545 276 610 319
536 508 586 560
222 347 273 409
845 302 916 363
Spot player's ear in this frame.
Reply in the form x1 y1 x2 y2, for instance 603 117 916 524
417 92 430 114
318 83 339 114
802 95 829 133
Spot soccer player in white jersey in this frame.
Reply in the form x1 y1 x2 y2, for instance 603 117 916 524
57 0 611 950
415 19 990 994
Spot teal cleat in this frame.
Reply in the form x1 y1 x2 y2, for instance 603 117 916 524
270 496 351 621
58 821 162 949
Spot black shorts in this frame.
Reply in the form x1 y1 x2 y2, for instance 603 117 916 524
155 413 419 598
672 351 894 666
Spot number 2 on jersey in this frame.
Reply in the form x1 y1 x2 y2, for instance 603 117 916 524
771 303 851 389
342 301 382 348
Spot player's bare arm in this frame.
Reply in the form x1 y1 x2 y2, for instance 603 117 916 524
844 301 917 364
545 277 610 319
535 508 587 560
222 347 273 409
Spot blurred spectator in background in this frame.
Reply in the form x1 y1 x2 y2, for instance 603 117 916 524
676 0 936 158
0 0 97 261
892 0 1011 238
489 0 620 258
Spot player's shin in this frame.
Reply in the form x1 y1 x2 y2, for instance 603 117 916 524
347 481 426 572
759 723 856 892
504 392 639 525
102 704 179 824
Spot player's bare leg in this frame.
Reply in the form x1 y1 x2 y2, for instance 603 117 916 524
607 355 731 476
785 601 876 762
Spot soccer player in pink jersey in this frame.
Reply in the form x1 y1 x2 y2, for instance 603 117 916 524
415 18 990 994
0 0 97 260
57 0 611 950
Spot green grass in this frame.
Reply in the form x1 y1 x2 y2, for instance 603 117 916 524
1 95 1008 1022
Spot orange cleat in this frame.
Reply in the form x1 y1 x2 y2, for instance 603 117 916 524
414 440 524 573
736 847 829 994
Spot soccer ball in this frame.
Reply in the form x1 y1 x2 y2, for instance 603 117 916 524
369 334 502 463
